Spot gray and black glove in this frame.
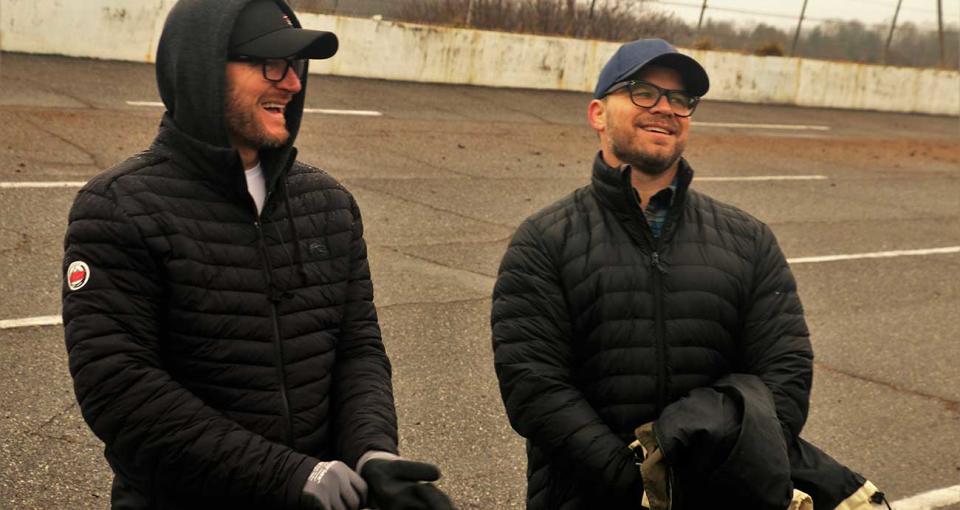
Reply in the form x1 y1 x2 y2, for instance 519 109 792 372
301 460 368 510
361 458 456 510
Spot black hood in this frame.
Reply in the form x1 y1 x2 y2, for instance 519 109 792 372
155 0 307 153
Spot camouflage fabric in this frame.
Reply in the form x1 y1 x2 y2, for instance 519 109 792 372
633 422 671 510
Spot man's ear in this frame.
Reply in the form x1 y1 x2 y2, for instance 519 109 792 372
587 99 606 133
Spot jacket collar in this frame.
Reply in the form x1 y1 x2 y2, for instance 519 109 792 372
590 151 695 214
151 113 295 200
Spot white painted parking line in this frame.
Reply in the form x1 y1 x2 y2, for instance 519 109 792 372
698 175 827 182
125 101 382 116
0 182 86 188
302 108 383 116
696 121 831 131
2 176 826 188
0 315 62 330
788 246 960 264
892 484 960 510
125 101 164 107
2 247 957 331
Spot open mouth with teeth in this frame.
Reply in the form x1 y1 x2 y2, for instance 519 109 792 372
642 125 674 135
262 102 286 115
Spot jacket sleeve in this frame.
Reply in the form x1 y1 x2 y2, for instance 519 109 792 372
62 188 315 508
331 195 399 466
491 220 641 497
740 223 814 440
654 374 794 510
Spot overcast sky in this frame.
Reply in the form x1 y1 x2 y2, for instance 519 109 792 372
641 0 960 30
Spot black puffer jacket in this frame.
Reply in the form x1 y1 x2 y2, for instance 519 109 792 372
61 1 397 508
491 154 813 510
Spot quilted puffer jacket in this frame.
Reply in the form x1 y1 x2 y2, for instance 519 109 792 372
491 153 813 510
61 1 396 508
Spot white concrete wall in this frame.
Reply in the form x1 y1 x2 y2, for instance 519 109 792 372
2 0 958 115
0 0 177 63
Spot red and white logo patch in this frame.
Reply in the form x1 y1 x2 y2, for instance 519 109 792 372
67 261 91 291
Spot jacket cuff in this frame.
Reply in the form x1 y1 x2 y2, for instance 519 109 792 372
285 457 320 509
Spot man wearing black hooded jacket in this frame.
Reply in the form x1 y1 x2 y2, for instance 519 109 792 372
62 1 454 509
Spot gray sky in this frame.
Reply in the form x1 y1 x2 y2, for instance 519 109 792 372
641 0 960 30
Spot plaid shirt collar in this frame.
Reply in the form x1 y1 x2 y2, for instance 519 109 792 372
630 172 678 238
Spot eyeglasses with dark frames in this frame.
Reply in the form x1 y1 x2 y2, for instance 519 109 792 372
228 55 307 83
604 80 700 117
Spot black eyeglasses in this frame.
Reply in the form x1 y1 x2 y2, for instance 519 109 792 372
605 80 700 117
229 55 306 83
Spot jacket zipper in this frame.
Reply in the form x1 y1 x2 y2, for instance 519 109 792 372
629 186 672 415
651 188 687 416
255 219 295 447
650 250 669 414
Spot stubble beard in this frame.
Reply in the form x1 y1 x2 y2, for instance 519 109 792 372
224 84 289 150
609 119 685 176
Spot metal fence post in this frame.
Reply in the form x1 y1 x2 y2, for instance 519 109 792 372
696 0 708 36
791 0 809 56
937 0 946 67
884 0 903 64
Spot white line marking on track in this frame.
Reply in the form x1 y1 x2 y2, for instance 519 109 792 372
125 101 382 116
303 108 383 116
3 248 957 330
1 175 827 188
891 484 960 510
698 175 828 182
0 315 62 330
125 101 164 107
696 121 831 131
0 182 86 188
788 246 960 264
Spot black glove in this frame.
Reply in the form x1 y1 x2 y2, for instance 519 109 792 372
361 458 456 510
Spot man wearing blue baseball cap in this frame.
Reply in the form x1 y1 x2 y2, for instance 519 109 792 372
492 39 888 509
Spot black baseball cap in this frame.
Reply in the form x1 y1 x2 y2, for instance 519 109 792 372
593 38 709 98
229 0 338 59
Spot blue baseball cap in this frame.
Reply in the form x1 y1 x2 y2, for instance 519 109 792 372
593 38 709 99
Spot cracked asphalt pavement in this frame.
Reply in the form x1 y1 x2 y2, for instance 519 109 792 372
1 52 958 508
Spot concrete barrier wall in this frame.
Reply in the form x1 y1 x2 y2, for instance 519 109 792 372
0 0 177 63
2 0 958 115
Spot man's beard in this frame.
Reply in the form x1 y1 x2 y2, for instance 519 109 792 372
608 120 685 176
224 86 289 150
611 143 682 176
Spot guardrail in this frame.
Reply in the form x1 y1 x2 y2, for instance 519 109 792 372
2 0 957 115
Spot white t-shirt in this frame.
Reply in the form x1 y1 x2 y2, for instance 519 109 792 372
245 163 266 214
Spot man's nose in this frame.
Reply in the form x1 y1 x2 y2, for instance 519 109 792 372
277 66 303 93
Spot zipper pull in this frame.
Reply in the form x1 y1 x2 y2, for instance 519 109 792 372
651 252 668 274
